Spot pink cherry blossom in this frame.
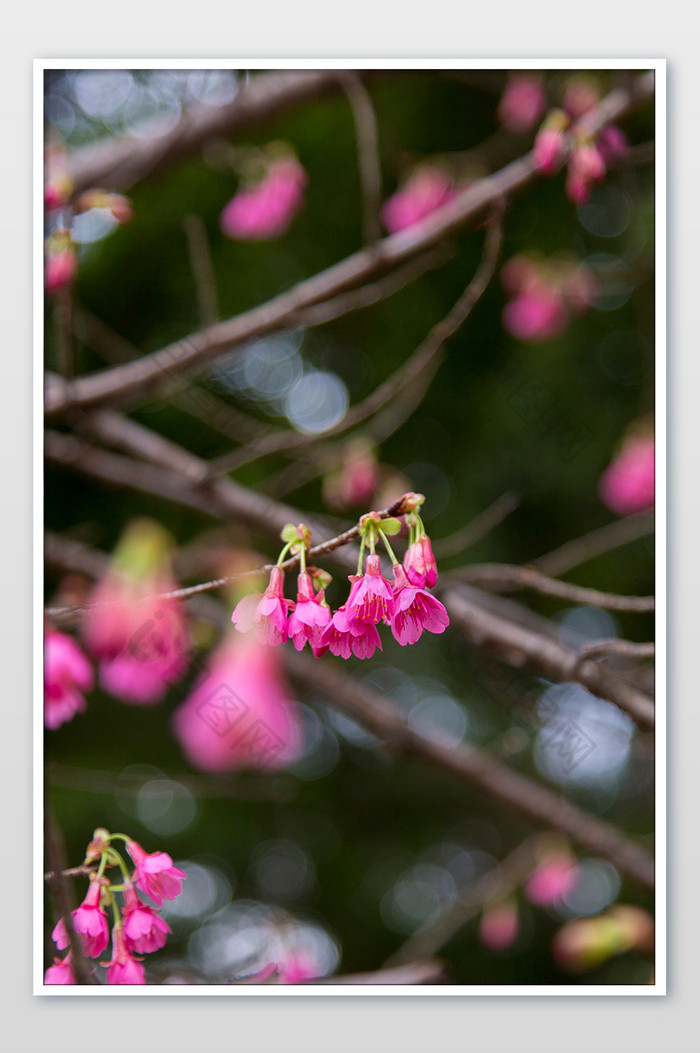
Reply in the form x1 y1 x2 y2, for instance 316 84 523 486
389 565 450 646
346 554 396 625
533 127 565 174
45 247 77 294
381 166 456 234
277 948 323 984
82 554 190 706
220 157 307 240
319 605 383 660
479 901 519 951
566 142 606 205
172 633 302 772
231 566 291 646
125 841 187 905
44 953 77 984
562 77 600 121
403 536 438 589
287 572 331 651
596 125 629 165
524 856 579 907
599 435 655 516
103 927 146 985
498 74 546 134
44 628 93 730
122 883 172 953
502 287 569 342
52 878 109 959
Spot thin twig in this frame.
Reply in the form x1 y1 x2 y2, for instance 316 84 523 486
340 72 383 245
183 214 219 328
432 492 521 558
533 513 655 577
447 562 654 612
44 809 97 984
577 639 655 661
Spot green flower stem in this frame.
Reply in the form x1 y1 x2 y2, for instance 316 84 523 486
378 529 399 566
276 541 294 567
357 535 367 575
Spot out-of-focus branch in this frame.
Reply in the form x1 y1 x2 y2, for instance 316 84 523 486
64 69 374 195
313 959 448 985
432 492 521 558
46 72 654 418
577 639 655 661
205 202 505 478
440 584 654 731
340 72 382 245
287 650 655 890
183 214 219 328
533 513 654 577
448 562 654 612
44 809 97 984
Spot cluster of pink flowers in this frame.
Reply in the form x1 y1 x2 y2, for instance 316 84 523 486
479 848 580 953
531 75 629 206
381 166 457 234
497 73 547 134
81 518 190 705
46 830 186 985
220 152 307 241
231 496 449 661
598 431 655 516
501 253 597 342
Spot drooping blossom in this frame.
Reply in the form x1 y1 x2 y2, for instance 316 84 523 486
45 243 77 294
125 840 187 905
532 110 568 174
44 628 93 730
565 141 606 205
287 572 331 651
122 882 172 954
524 855 579 907
498 74 546 134
231 566 291 646
220 156 307 240
501 253 595 342
44 953 77 985
389 564 450 646
479 900 520 951
103 926 146 985
81 519 190 704
318 605 383 661
403 535 438 589
381 166 456 234
599 435 655 516
52 878 110 959
346 554 396 625
172 632 302 773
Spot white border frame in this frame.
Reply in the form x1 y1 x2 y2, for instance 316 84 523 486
34 57 666 997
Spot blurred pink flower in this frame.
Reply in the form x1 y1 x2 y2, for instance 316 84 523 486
599 435 655 516
277 948 323 984
220 156 307 240
231 566 291 646
381 166 456 234
44 628 93 730
562 77 600 120
502 287 569 342
596 125 629 166
81 521 190 705
532 110 568 174
323 440 379 510
524 855 579 907
498 74 546 134
172 633 302 773
566 141 606 205
103 927 146 985
52 878 109 959
44 953 77 985
126 840 187 904
479 900 520 951
45 245 77 294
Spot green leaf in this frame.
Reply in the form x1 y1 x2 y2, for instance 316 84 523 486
281 523 300 543
380 517 401 536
